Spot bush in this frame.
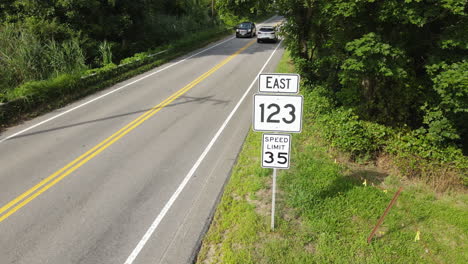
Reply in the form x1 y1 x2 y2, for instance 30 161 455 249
320 108 375 159
387 131 468 190
427 60 468 151
306 86 392 160
5 73 80 101
279 0 467 151
304 84 467 189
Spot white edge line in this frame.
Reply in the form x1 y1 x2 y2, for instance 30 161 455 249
123 40 283 264
0 36 235 143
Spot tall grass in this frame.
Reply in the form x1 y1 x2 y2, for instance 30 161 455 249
0 24 86 96
46 39 86 76
99 40 113 66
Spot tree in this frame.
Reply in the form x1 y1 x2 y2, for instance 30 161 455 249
276 0 468 148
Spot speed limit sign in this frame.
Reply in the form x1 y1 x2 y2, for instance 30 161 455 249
253 94 303 133
262 134 291 169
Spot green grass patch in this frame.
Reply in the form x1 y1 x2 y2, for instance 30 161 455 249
196 50 468 264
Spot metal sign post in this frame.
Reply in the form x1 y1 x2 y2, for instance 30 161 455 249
271 168 277 230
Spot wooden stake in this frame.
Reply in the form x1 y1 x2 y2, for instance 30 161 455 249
367 187 403 243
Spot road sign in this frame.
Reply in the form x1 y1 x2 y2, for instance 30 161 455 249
259 73 300 94
254 72 302 231
253 94 303 133
262 134 291 169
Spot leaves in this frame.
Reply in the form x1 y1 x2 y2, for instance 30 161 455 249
277 0 467 149
0 0 218 91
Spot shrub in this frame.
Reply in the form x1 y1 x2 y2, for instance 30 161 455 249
303 84 467 189
387 130 468 190
307 85 393 161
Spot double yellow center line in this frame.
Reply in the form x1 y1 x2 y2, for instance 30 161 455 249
0 39 256 223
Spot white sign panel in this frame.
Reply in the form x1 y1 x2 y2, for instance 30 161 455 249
253 94 303 133
262 134 291 169
259 73 300 94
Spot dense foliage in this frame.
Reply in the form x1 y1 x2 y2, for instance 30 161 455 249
0 0 217 94
276 0 467 153
215 0 273 25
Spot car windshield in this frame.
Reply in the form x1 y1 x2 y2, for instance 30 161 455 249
238 23 251 29
260 27 274 32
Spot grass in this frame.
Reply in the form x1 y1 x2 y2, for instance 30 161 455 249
195 50 468 264
0 25 86 94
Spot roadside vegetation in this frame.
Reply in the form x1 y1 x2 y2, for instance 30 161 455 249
196 3 466 262
0 0 273 127
276 0 467 188
0 1 218 93
196 50 468 264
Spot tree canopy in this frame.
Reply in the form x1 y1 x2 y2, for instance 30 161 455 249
276 0 467 151
0 0 216 92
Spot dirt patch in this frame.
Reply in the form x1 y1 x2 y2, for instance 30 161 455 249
376 154 396 172
283 209 295 222
351 215 361 223
201 244 218 264
374 226 389 239
343 164 389 187
232 192 242 201
304 242 316 254
329 150 395 188
246 186 271 217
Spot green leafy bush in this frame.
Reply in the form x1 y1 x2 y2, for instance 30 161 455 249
304 84 467 189
320 108 375 159
119 50 161 65
275 0 467 189
426 60 468 151
305 86 392 160
5 73 80 101
387 130 468 189
278 0 468 151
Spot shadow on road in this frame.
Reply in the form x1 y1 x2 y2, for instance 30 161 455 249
6 95 229 140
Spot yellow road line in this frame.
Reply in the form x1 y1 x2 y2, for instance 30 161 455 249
0 39 256 223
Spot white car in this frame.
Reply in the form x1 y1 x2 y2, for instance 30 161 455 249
257 26 278 43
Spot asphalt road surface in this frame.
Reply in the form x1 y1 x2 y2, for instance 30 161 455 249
0 16 285 264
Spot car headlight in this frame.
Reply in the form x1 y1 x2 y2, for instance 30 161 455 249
236 29 240 32
248 29 251 32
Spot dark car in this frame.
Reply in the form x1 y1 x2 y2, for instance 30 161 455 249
235 22 256 38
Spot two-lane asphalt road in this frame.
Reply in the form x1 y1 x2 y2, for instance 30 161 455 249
0 16 285 264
